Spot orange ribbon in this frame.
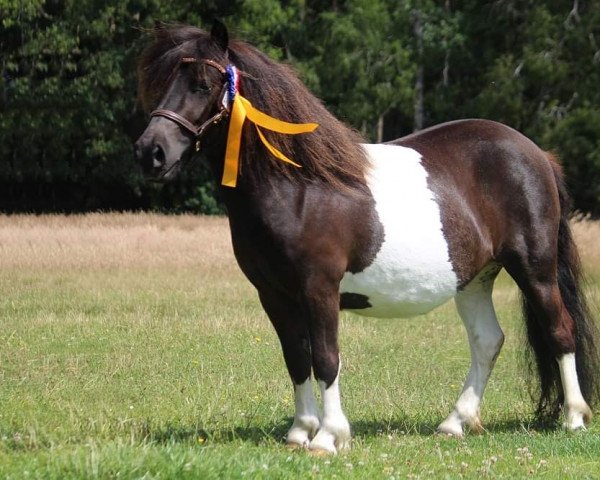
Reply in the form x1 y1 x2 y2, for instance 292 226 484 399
221 95 319 188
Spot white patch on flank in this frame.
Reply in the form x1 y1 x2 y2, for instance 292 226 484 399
340 143 458 318
557 353 592 430
286 379 320 447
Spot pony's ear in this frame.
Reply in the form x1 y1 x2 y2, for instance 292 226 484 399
210 19 229 52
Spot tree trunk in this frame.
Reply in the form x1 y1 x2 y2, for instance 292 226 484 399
413 7 424 131
443 0 450 87
376 114 384 143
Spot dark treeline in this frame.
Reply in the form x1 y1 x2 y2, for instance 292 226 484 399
1 1 599 214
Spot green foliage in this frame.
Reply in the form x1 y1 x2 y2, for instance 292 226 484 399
544 109 600 214
1 0 600 214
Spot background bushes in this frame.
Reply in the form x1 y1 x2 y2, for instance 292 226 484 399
1 0 599 214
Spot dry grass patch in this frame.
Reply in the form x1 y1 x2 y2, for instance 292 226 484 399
0 213 235 272
572 217 600 272
1 213 599 272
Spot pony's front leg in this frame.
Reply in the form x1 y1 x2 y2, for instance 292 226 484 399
303 284 351 455
258 292 320 448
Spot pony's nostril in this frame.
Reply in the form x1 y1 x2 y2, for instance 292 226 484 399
134 143 143 162
152 144 165 168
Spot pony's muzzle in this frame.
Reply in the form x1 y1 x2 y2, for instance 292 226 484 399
135 117 192 181
135 138 167 177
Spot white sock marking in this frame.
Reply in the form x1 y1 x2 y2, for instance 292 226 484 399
309 365 351 453
286 379 320 446
557 353 591 430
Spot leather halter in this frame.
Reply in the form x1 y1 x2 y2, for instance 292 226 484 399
149 58 229 151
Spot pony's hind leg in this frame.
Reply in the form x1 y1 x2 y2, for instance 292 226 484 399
519 280 592 429
499 159 598 429
438 264 504 437
258 292 320 448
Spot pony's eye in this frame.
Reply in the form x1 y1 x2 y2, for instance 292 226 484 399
192 82 211 94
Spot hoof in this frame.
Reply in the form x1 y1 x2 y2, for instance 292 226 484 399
564 402 593 431
563 417 588 432
565 424 588 433
336 439 351 452
436 429 464 438
308 447 336 457
286 441 307 451
437 421 464 438
468 418 485 435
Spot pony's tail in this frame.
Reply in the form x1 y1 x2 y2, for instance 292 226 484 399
523 153 600 420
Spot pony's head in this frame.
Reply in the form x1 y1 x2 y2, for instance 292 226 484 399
135 22 369 190
134 21 230 181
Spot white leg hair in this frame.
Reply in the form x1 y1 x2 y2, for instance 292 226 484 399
557 353 592 430
286 378 320 447
308 361 351 454
438 266 504 437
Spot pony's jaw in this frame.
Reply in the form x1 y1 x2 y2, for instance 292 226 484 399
134 117 192 181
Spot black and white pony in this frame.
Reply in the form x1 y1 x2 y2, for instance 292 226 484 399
134 22 599 454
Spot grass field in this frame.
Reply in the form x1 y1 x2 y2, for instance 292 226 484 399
1 214 600 479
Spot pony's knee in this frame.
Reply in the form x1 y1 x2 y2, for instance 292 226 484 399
312 351 340 386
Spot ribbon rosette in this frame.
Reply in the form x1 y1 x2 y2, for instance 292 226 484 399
221 65 319 188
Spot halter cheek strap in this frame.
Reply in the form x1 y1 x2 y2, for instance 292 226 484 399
150 58 228 151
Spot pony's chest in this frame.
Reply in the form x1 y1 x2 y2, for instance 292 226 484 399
340 144 458 318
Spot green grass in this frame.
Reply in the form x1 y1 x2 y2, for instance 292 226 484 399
1 227 600 478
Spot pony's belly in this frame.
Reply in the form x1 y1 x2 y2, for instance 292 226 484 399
340 260 458 318
340 143 458 318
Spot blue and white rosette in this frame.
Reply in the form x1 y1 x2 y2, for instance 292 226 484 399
222 64 240 110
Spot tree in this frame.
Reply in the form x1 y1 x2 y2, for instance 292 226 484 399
1 0 599 214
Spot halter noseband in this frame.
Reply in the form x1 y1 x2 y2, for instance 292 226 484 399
150 58 229 151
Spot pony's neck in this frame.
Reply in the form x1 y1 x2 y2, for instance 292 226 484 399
217 152 286 210
203 139 301 226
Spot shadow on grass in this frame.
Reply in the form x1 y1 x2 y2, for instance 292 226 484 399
0 415 561 453
145 415 559 447
349 416 558 438
147 420 291 446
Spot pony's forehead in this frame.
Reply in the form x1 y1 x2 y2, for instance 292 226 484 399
184 34 224 58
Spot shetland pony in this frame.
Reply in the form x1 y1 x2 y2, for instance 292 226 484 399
134 22 599 454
